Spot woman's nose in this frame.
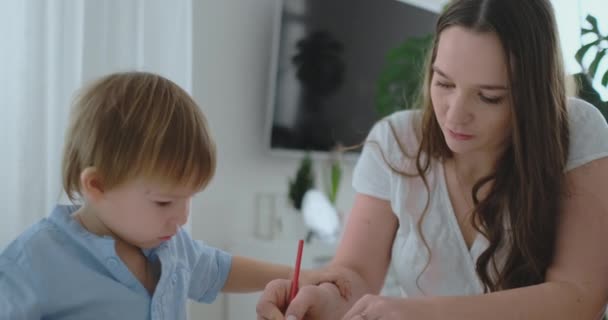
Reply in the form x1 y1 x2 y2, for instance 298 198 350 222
446 92 473 125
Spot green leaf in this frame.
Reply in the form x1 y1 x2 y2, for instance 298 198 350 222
288 154 315 210
575 41 601 64
376 34 433 118
329 162 342 204
585 14 600 34
588 49 607 78
601 69 608 87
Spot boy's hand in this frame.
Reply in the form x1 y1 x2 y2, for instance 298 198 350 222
298 267 351 299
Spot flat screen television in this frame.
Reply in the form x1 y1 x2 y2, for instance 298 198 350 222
265 0 441 157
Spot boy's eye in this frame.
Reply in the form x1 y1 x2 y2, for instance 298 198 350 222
155 201 172 207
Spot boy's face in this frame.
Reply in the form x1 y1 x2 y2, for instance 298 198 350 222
95 177 198 249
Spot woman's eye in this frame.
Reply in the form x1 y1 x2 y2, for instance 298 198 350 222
479 95 504 104
155 201 172 207
435 81 454 89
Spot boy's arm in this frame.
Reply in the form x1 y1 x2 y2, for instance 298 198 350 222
221 255 351 298
221 256 291 293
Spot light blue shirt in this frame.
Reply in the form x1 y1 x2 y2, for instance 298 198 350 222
0 205 232 320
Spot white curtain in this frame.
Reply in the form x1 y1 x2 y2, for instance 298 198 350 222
0 0 192 248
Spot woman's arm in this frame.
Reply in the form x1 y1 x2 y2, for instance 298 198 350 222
332 194 399 294
304 194 400 316
257 193 399 319
344 157 608 320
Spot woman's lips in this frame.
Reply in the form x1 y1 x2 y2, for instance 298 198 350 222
448 129 474 140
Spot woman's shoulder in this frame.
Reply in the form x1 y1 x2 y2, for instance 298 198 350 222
566 97 608 170
353 109 423 201
567 97 606 124
366 109 423 157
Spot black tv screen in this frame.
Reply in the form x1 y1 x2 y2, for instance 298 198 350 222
267 0 440 154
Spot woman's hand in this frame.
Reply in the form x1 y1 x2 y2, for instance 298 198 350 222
256 279 291 320
257 280 348 320
342 294 428 320
299 267 351 299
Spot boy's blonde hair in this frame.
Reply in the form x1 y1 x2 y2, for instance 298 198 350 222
62 71 216 201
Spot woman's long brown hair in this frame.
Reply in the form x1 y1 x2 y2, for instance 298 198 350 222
386 0 569 292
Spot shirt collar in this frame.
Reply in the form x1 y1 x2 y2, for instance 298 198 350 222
47 204 116 257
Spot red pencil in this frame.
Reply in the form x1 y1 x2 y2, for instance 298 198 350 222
289 239 304 302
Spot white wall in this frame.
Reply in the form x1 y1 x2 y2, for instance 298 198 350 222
190 1 356 318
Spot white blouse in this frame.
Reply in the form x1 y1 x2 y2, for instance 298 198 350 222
352 97 608 297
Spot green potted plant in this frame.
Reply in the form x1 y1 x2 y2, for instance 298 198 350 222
288 154 315 211
325 148 343 206
280 154 316 241
375 3 452 118
287 152 345 243
375 34 434 118
574 14 608 121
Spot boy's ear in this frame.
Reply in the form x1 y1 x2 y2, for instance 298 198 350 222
80 167 105 202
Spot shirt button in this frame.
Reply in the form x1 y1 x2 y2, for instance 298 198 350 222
106 257 119 268
171 273 178 284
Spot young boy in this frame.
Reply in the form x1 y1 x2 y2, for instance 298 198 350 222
0 72 348 319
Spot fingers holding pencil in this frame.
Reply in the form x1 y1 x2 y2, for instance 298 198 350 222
289 239 304 302
292 240 352 300
257 240 352 319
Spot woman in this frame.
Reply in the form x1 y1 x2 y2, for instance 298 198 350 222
257 0 608 319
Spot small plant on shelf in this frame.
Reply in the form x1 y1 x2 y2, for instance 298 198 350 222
288 154 315 211
325 147 343 205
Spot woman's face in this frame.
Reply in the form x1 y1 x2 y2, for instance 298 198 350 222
430 26 512 157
